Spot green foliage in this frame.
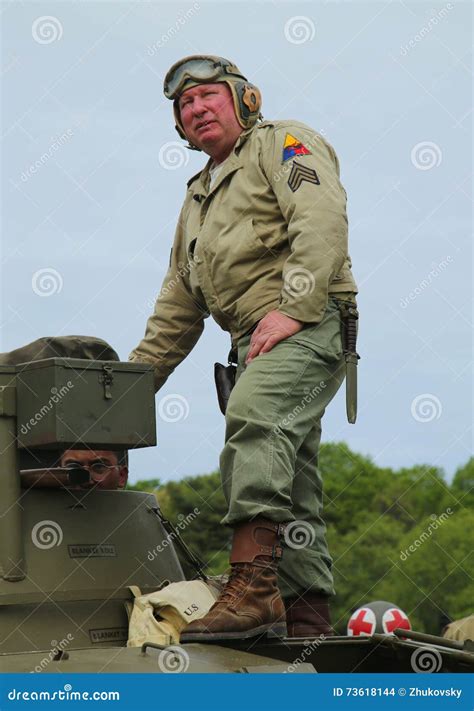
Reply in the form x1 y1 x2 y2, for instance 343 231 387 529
321 443 455 535
320 443 388 534
131 445 473 633
127 477 161 492
329 517 407 634
129 471 230 576
375 509 474 634
156 470 230 568
450 457 474 510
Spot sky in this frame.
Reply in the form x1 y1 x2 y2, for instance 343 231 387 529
1 0 472 484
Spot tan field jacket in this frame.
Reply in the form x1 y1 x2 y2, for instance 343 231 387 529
130 120 357 390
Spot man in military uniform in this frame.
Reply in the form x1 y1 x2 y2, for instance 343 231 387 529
60 449 128 490
129 55 358 640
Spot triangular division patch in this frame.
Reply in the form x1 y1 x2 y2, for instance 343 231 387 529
287 161 320 192
282 133 311 163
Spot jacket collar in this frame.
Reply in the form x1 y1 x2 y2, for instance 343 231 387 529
187 124 257 198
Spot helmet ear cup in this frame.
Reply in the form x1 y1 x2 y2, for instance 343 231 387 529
241 84 262 117
230 81 262 128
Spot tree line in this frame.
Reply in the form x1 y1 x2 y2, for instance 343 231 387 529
128 444 473 635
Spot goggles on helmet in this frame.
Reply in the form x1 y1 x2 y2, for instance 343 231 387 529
164 56 247 100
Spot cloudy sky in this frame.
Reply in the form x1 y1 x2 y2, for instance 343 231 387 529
1 0 471 483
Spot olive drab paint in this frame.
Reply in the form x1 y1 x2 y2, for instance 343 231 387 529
15 359 156 450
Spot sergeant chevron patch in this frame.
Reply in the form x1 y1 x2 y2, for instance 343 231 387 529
287 161 320 192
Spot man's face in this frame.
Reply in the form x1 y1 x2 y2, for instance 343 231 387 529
178 83 243 161
60 450 128 490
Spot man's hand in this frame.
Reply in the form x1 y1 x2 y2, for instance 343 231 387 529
245 310 304 364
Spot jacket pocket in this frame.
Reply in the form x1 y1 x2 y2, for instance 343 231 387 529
249 219 282 256
214 219 269 270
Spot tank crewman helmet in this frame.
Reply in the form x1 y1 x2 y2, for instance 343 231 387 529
163 55 262 148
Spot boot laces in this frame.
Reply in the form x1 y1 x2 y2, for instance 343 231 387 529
218 564 252 604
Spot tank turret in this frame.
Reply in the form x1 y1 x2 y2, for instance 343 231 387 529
0 353 184 655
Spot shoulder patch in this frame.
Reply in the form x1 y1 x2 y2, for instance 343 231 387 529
282 133 311 163
287 161 320 192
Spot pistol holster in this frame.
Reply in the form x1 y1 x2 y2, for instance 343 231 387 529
214 346 237 415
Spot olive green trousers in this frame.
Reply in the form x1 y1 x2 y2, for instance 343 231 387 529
219 297 347 598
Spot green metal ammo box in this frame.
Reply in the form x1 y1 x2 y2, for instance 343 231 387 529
15 358 156 449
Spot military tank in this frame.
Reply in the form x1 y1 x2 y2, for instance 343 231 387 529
0 344 472 674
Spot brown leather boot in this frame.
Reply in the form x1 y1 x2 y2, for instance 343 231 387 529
180 518 287 641
285 593 334 637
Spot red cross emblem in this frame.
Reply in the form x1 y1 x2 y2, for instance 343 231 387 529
382 608 411 634
347 607 375 636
